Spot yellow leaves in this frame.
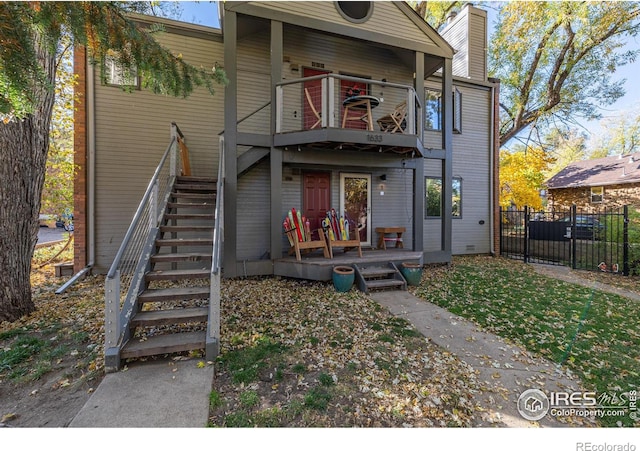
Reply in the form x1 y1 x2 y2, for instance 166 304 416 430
500 146 555 209
196 361 206 369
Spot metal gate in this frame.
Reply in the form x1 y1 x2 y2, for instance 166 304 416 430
500 205 630 275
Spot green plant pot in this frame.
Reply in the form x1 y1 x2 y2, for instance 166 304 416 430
332 266 355 292
400 262 422 286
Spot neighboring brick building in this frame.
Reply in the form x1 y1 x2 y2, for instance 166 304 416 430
546 152 640 212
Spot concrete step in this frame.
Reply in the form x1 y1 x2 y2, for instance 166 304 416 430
365 279 406 290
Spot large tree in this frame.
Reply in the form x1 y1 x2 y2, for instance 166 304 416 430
0 2 225 322
413 1 640 148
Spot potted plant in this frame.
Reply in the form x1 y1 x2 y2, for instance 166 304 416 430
400 262 422 286
332 265 355 292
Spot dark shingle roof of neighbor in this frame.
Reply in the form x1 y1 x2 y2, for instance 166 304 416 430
546 152 640 189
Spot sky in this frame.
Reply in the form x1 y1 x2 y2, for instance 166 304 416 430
175 1 640 151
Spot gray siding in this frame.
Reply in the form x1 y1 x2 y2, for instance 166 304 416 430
93 29 223 271
423 83 492 255
236 160 271 260
440 5 487 82
257 1 435 46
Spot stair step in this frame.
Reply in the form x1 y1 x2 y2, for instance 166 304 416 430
121 331 206 359
366 279 406 290
131 307 209 327
177 176 216 184
145 268 210 281
174 183 216 192
151 252 212 263
359 267 398 278
155 238 213 247
167 202 214 209
170 192 216 200
164 213 215 221
138 286 210 303
160 225 213 233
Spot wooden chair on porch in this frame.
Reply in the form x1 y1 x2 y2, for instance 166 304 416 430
321 219 362 259
377 101 407 133
304 87 322 129
284 225 330 261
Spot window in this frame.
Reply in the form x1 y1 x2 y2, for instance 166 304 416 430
425 177 462 218
335 1 373 23
103 55 139 88
591 186 603 203
425 89 442 131
424 88 462 133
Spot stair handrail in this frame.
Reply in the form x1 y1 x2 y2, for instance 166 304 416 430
206 135 225 360
104 123 183 370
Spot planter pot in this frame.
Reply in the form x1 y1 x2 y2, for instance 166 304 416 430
332 266 355 292
400 262 422 286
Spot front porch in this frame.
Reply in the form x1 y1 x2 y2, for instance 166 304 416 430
274 248 423 282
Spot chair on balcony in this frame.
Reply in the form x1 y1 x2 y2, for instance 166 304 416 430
377 101 407 133
304 88 322 129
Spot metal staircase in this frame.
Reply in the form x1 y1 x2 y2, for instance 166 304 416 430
105 124 224 372
120 176 216 361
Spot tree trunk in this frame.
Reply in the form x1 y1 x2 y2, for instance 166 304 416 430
0 37 56 323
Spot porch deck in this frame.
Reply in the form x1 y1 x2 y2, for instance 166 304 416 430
274 248 423 282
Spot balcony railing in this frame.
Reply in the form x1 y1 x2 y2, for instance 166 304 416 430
275 74 422 138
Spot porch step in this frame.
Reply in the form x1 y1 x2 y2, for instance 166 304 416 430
131 307 208 327
354 262 407 294
155 238 213 247
145 268 209 282
138 286 210 303
121 331 206 359
151 252 212 263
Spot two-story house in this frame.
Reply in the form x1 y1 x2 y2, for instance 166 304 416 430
72 2 499 369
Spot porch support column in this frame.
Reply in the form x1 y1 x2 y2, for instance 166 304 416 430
223 10 238 277
270 20 284 261
441 57 453 256
413 51 425 252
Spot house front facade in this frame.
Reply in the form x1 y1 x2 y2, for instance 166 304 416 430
73 1 499 279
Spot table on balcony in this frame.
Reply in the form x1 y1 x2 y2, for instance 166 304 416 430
375 226 406 250
342 95 380 131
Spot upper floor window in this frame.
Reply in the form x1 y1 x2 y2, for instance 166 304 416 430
103 55 139 89
336 1 373 23
591 186 603 203
424 87 462 133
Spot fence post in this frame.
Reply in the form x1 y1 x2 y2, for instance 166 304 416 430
523 206 529 263
571 204 577 270
499 206 503 255
623 205 630 276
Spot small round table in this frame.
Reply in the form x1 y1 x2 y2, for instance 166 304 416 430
342 95 380 131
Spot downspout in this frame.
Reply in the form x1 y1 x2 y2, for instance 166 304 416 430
488 78 498 256
56 58 96 294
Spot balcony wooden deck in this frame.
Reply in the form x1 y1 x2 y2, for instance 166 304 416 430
274 248 423 281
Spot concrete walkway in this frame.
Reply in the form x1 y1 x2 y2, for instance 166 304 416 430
370 290 595 427
69 358 214 428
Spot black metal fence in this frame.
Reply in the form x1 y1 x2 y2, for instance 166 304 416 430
500 205 630 276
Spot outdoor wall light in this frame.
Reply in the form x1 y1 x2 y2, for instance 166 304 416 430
379 174 387 181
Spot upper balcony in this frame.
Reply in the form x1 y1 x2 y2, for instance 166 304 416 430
274 74 425 157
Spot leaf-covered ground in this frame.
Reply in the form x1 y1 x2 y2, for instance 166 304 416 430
2 244 639 428
411 255 640 427
209 277 483 427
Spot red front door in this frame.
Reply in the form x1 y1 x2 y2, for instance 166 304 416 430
303 171 331 240
303 68 330 130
